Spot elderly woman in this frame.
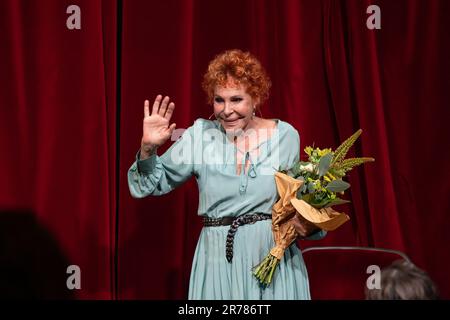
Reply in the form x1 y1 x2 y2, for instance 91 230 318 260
128 49 325 299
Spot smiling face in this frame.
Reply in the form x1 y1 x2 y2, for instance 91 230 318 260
213 80 257 132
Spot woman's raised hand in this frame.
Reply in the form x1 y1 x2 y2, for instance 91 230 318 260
140 95 176 158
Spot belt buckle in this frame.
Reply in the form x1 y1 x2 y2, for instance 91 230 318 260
205 217 221 227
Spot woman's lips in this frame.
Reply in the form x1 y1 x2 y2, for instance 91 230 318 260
222 118 242 123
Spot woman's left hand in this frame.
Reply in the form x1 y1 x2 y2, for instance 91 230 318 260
290 213 320 239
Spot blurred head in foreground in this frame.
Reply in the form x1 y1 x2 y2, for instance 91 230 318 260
366 259 439 300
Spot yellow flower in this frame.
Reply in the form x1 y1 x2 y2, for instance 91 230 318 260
317 148 333 157
304 146 314 156
325 172 337 181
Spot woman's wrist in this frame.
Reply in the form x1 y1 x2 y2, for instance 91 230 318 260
140 143 158 160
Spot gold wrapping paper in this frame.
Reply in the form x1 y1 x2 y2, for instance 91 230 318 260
254 172 350 286
270 172 302 259
272 172 350 245
291 198 350 231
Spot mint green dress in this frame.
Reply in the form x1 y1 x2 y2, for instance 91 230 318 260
128 118 326 300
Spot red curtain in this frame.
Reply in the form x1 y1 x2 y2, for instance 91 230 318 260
1 0 449 299
119 0 450 299
0 0 117 299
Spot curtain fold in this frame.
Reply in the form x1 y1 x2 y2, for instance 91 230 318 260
0 0 117 299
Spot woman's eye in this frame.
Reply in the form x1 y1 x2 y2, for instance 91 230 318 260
214 97 224 103
231 97 243 103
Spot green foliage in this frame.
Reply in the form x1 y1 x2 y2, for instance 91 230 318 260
289 129 374 209
331 129 362 167
318 153 333 177
325 180 350 193
339 157 375 173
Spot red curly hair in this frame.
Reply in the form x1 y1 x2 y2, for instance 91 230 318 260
202 49 271 107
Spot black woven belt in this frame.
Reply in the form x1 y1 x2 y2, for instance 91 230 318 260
203 213 272 263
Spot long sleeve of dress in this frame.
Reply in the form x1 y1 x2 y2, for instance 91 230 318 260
127 120 200 198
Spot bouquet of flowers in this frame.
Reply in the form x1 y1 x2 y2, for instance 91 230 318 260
253 129 374 287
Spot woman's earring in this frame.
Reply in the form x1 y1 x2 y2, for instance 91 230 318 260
208 112 216 120
252 107 256 119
